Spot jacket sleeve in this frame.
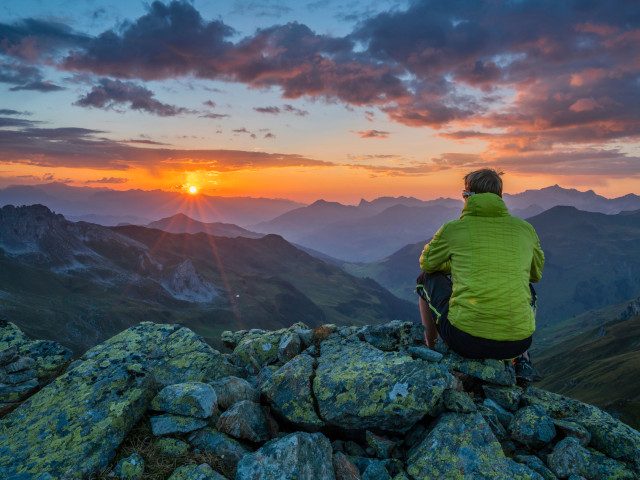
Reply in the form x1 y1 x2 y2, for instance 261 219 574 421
530 230 545 283
419 224 451 274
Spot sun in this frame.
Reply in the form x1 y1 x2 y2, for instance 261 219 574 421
187 185 198 195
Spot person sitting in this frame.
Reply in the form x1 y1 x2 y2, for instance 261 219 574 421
415 168 544 382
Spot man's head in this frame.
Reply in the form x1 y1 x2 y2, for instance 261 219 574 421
463 169 503 198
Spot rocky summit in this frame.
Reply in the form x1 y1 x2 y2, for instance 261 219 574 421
0 320 638 480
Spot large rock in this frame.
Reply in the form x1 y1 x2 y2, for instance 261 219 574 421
314 339 452 431
150 414 208 436
442 352 516 386
168 463 227 480
406 412 544 479
232 323 309 369
235 431 335 480
262 353 324 430
523 387 640 472
189 428 249 475
508 405 556 448
216 400 270 442
0 322 235 478
547 437 635 479
151 382 217 418
211 376 258 409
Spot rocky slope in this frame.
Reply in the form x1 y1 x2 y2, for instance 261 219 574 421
0 320 638 479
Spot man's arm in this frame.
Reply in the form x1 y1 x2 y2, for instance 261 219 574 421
530 230 545 283
419 224 451 273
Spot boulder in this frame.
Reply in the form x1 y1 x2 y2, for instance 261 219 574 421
512 455 557 480
154 437 190 457
112 453 144 480
553 418 591 446
406 412 544 479
314 338 452 431
442 352 516 386
483 398 515 427
442 389 477 413
523 387 640 472
333 452 361 480
216 400 270 442
150 414 208 436
547 437 635 479
278 332 302 363
483 385 523 411
188 428 248 475
151 382 217 418
211 376 258 409
365 431 397 459
235 431 335 480
508 405 556 448
362 461 392 480
167 463 227 480
233 324 309 369
406 345 443 362
357 321 422 351
261 353 324 430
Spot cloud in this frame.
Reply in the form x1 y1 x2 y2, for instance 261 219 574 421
230 1 293 18
0 18 88 60
85 176 129 184
200 112 230 119
0 109 29 115
356 129 390 138
0 123 333 171
74 78 192 116
0 116 38 128
0 60 64 92
254 104 308 116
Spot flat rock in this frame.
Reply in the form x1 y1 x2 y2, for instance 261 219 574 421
357 321 422 351
314 339 452 431
167 463 227 480
150 413 208 436
189 428 248 476
523 387 640 472
406 345 443 362
547 437 635 479
211 376 258 409
112 452 144 480
442 352 516 386
262 353 324 430
235 431 335 480
483 385 523 411
216 400 270 443
509 405 556 448
406 412 544 479
151 382 217 418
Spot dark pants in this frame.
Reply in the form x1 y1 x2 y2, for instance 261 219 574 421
416 271 534 360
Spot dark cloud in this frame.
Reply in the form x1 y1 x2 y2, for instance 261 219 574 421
0 117 37 128
356 129 390 138
85 176 128 184
0 124 332 171
0 18 88 60
230 1 293 18
200 112 230 119
0 61 64 92
254 104 308 116
0 109 29 116
264 132 275 138
75 78 192 116
203 100 216 108
254 106 281 114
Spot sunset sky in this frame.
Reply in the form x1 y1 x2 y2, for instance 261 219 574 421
0 0 639 202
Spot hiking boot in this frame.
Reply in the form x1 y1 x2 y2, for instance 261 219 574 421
513 355 541 385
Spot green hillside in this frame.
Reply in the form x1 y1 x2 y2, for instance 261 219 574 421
536 312 640 429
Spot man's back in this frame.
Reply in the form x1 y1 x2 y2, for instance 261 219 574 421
420 192 544 342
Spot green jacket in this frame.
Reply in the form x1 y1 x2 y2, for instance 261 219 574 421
419 193 544 341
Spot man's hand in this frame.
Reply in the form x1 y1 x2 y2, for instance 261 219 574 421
424 330 437 350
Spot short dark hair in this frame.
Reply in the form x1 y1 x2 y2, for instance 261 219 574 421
464 168 503 197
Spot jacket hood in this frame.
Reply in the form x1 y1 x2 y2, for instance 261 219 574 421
461 192 509 217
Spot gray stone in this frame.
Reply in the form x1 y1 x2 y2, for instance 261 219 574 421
547 437 635 480
483 385 523 411
211 376 258 409
483 398 515 427
151 382 217 418
112 453 144 480
216 400 270 443
262 353 323 430
406 346 443 362
236 431 335 480
167 463 227 480
553 418 592 446
365 431 396 459
154 437 190 457
150 413 208 436
513 455 557 480
443 352 516 386
189 428 248 475
362 461 391 480
278 332 302 363
0 346 18 366
406 412 544 479
358 321 422 352
4 356 35 373
333 452 361 480
509 405 556 448
443 389 477 413
313 338 452 432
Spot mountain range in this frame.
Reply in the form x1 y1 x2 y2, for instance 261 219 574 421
0 204 414 352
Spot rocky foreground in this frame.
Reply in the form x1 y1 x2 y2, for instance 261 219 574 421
0 320 638 479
